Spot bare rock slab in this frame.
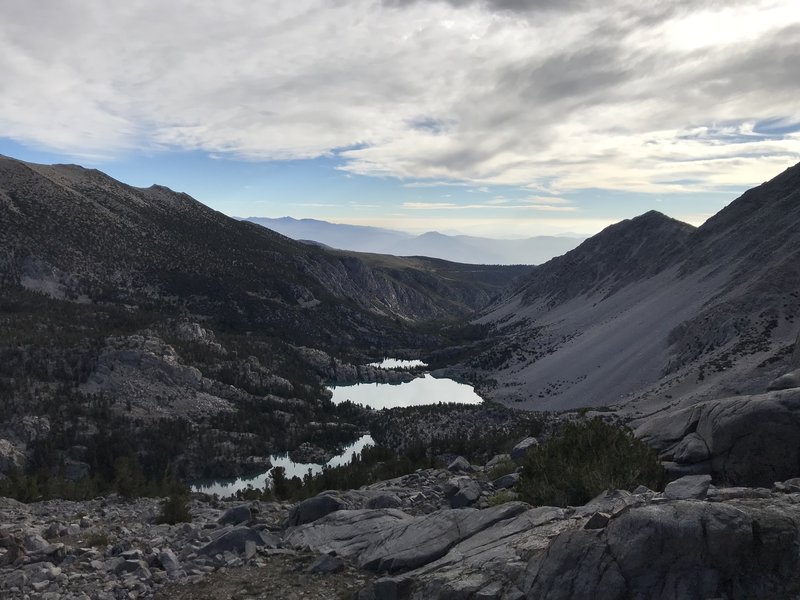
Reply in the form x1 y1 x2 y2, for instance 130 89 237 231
665 475 712 500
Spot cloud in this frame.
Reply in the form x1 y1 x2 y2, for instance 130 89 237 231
525 205 578 212
1 0 799 195
402 181 473 188
525 196 572 204
403 202 459 210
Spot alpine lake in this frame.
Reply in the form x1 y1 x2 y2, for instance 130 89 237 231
191 359 482 496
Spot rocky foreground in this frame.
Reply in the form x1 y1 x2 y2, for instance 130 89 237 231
4 453 800 600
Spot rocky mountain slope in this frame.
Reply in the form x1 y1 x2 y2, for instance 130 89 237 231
461 162 800 414
244 216 584 265
0 154 527 489
0 156 526 333
6 445 800 600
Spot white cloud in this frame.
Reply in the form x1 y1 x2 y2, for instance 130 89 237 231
525 204 578 212
524 196 572 204
403 202 459 210
1 0 799 195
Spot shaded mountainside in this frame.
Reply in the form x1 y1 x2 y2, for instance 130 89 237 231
0 155 525 342
463 162 800 414
0 154 524 489
516 211 695 305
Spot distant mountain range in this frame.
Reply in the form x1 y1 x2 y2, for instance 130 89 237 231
241 216 584 265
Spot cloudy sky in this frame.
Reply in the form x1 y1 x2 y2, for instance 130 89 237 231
2 0 799 237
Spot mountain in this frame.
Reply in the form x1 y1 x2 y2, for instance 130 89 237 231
0 156 526 339
460 163 800 415
242 216 583 265
0 154 528 483
243 217 411 254
514 211 695 305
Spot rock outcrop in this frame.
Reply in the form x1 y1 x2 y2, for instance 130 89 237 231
794 330 800 367
636 388 800 486
5 473 800 598
767 330 800 391
80 334 233 421
286 485 800 599
766 368 800 391
525 497 800 600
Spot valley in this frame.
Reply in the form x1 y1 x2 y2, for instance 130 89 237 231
2 155 800 599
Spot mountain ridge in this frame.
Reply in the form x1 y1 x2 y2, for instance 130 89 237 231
0 155 526 339
242 215 584 265
460 164 800 414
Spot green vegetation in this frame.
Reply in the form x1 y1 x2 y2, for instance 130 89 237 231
233 443 434 503
84 531 110 547
0 467 173 503
157 482 192 524
487 490 517 507
487 459 517 481
517 418 665 507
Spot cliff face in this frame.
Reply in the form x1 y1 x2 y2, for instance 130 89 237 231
467 162 800 413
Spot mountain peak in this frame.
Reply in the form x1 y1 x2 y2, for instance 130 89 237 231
517 210 694 303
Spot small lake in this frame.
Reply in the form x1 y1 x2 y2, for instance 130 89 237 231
368 358 428 369
191 361 482 496
330 373 483 410
191 434 375 497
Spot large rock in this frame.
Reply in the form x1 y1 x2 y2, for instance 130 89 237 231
510 437 539 462
218 505 252 525
285 486 800 599
767 369 800 391
447 456 473 473
636 389 800 486
198 527 277 557
23 533 64 562
671 433 710 463
493 472 520 490
444 477 482 509
525 499 800 600
286 503 529 574
287 493 346 527
664 475 712 500
158 549 181 574
366 494 402 510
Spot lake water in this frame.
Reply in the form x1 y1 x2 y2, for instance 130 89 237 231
330 373 483 409
191 434 375 497
191 361 482 496
368 358 428 369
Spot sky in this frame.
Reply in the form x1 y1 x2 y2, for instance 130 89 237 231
2 0 800 238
